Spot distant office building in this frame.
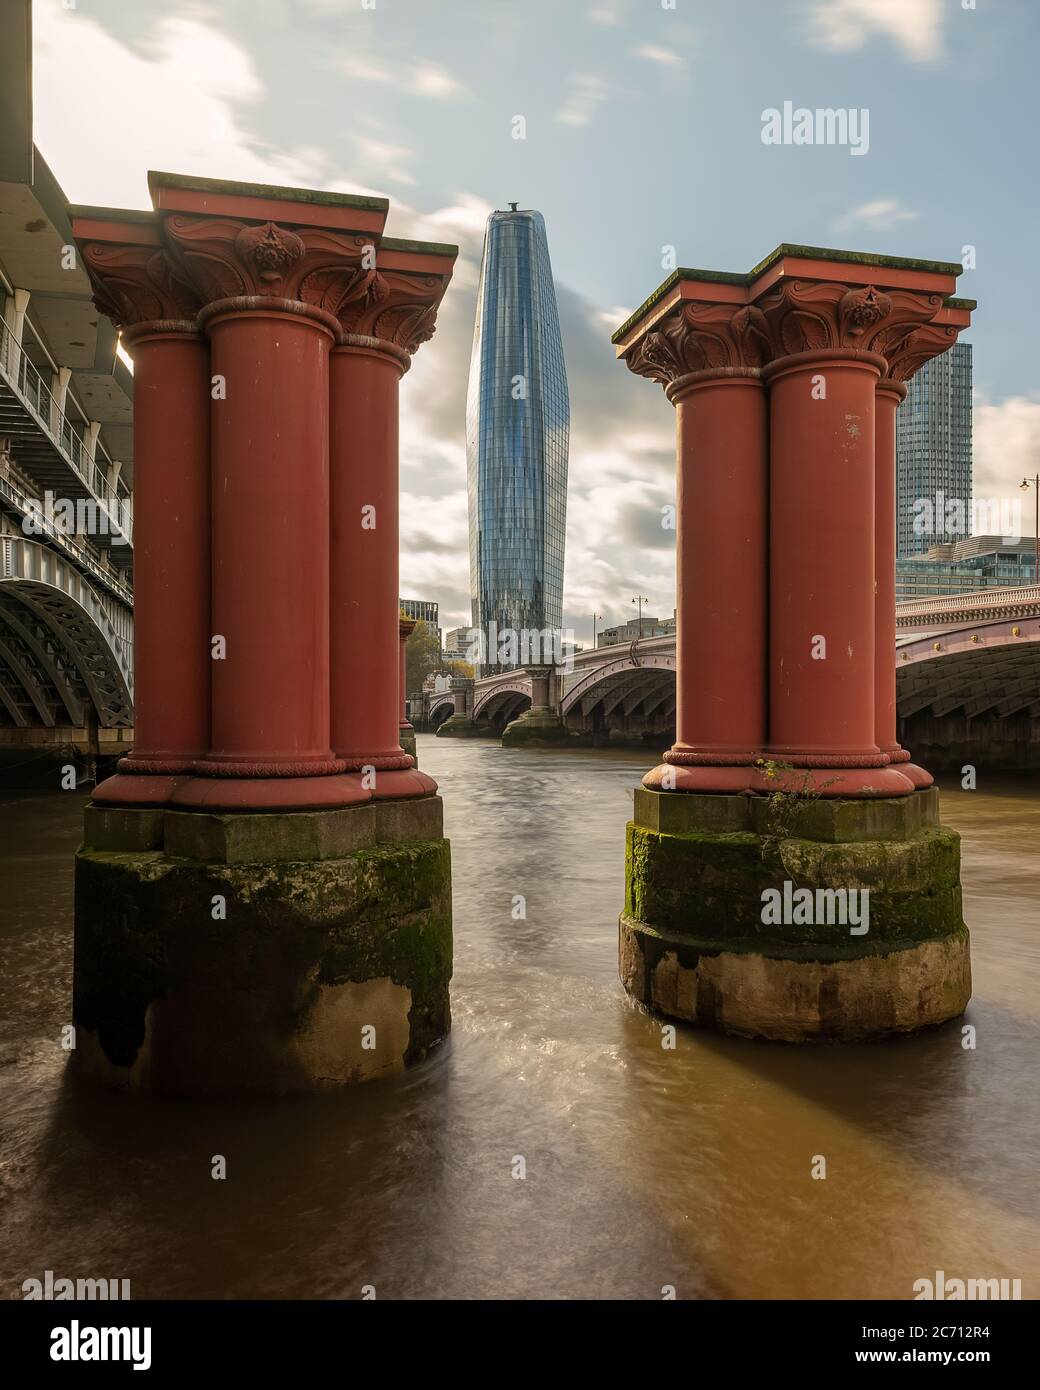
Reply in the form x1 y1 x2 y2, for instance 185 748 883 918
443 625 475 660
599 615 674 647
896 342 973 559
399 598 438 626
466 204 569 673
896 534 1039 601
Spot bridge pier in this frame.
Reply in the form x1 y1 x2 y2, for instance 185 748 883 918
435 675 481 737
70 174 457 1094
614 246 974 1041
501 664 568 746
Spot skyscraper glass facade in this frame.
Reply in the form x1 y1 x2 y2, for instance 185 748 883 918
466 208 569 672
896 341 973 559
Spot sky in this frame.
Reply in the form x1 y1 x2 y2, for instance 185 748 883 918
30 0 1040 640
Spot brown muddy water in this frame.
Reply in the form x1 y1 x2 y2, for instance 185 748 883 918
0 736 1037 1300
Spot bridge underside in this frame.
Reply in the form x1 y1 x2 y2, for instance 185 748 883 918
563 667 675 744
898 642 1040 770
0 542 133 773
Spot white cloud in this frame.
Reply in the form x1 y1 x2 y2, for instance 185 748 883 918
337 54 465 99
632 43 684 68
809 0 944 63
33 0 326 206
555 74 608 128
972 396 1040 531
832 198 921 234
414 62 462 98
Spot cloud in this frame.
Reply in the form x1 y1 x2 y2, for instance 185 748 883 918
33 0 330 206
632 43 684 68
336 54 465 99
831 198 921 234
809 0 944 63
972 396 1040 533
555 74 608 127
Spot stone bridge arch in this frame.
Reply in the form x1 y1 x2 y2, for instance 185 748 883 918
896 615 1040 768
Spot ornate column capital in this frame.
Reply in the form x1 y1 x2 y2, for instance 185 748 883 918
614 245 974 391
70 208 200 334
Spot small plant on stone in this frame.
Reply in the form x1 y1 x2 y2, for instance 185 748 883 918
754 758 840 841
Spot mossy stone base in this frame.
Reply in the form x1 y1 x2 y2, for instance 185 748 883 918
501 709 570 747
435 714 482 737
400 727 417 762
73 799 452 1094
622 787 970 1041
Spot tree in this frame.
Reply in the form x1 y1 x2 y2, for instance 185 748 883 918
405 620 444 697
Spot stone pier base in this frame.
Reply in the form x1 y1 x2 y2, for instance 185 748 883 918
621 786 970 1042
435 714 483 737
501 708 570 748
73 797 452 1094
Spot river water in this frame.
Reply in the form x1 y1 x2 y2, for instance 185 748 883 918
1 736 1037 1300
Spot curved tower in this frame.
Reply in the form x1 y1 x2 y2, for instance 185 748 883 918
466 206 569 672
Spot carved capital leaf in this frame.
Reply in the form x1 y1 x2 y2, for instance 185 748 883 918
80 242 201 328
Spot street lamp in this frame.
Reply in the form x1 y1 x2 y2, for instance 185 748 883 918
1020 475 1039 585
592 612 603 648
631 595 649 639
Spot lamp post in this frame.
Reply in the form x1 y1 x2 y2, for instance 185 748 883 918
592 612 603 648
1020 475 1040 585
631 595 649 639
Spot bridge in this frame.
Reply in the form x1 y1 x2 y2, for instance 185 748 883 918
433 586 1040 767
0 119 135 774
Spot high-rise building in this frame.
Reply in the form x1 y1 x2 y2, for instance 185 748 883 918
896 341 973 559
466 205 569 672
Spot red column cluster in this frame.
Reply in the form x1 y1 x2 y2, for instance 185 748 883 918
73 174 456 812
618 249 974 799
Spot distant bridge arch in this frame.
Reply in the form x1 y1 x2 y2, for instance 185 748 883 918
0 536 132 731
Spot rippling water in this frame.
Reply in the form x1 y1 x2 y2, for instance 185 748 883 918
1 737 1037 1299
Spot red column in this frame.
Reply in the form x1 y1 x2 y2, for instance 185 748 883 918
876 377 932 789
177 300 365 811
647 369 768 793
399 616 415 729
330 337 433 798
758 350 913 796
90 322 211 804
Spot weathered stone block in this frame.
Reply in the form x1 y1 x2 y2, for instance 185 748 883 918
73 811 452 1095
163 805 378 863
83 805 164 852
621 787 970 1040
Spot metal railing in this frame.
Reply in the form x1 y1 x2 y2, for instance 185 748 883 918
896 584 1040 617
0 471 133 606
0 317 133 541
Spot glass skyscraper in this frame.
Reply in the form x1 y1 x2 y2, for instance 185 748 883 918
466 206 569 672
896 341 973 559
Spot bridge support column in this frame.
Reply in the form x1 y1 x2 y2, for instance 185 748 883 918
613 248 974 1041
645 368 767 792
70 175 457 1094
72 215 213 807
398 616 417 762
436 676 481 737
501 664 568 746
876 377 931 788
